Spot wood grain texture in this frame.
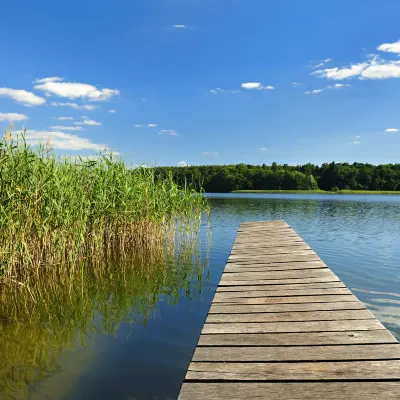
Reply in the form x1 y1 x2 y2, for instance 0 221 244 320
219 277 341 286
220 269 337 281
185 360 400 381
206 309 375 323
209 302 366 314
197 330 398 346
179 382 400 399
216 282 346 291
224 263 326 272
211 294 358 304
192 344 400 362
201 319 384 334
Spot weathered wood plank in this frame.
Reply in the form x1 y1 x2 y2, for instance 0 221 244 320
220 269 336 281
219 277 341 286
224 264 327 272
209 302 366 314
206 309 375 323
211 294 359 304
179 382 400 400
202 319 384 334
213 288 352 299
197 330 398 346
217 282 346 291
230 248 314 256
192 344 400 362
228 255 321 264
186 360 400 381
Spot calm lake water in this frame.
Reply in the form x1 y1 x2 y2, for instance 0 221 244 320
2 193 400 399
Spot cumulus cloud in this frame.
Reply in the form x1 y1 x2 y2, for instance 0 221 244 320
56 116 74 121
158 129 178 136
34 78 120 101
172 24 187 29
312 63 368 80
34 77 63 84
19 129 110 151
177 161 188 166
304 89 323 95
0 112 28 121
377 40 400 55
148 123 157 127
0 88 46 106
50 125 83 131
109 109 116 113
385 128 399 132
241 82 275 90
200 152 219 156
50 102 97 110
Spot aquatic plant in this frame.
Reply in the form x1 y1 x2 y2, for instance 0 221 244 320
0 131 208 277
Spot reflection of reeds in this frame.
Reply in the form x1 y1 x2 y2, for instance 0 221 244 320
0 230 209 398
0 132 208 277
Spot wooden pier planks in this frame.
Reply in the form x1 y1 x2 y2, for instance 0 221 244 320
178 220 400 399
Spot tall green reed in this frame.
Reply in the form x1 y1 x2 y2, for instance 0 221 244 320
0 131 208 277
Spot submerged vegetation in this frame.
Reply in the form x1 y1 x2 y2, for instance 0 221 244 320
155 162 400 192
0 237 209 398
0 132 208 278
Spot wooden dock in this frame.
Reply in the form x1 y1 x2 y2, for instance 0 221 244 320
178 220 400 399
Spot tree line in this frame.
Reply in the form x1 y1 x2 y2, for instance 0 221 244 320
154 162 400 192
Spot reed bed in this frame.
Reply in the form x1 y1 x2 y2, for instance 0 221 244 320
0 131 208 278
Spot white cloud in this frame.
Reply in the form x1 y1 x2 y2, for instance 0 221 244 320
0 88 46 106
311 58 333 69
56 116 74 121
260 147 267 151
172 24 187 29
312 63 368 80
178 161 188 166
361 62 400 79
304 89 323 95
148 123 157 127
385 128 399 132
355 135 361 138
200 152 219 156
50 125 83 131
19 129 110 151
34 78 120 101
81 119 101 126
50 102 97 110
158 129 179 136
241 82 275 90
109 109 116 113
0 112 28 121
327 83 350 89
209 87 239 95
377 40 400 55
134 124 144 128
34 77 63 84
349 141 361 144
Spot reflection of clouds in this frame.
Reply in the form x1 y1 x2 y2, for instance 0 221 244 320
363 301 400 340
352 288 400 299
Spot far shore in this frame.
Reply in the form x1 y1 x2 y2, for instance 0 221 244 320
232 190 400 195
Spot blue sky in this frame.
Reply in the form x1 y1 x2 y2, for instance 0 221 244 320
2 0 400 166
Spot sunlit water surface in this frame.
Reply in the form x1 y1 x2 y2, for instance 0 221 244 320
1 193 399 399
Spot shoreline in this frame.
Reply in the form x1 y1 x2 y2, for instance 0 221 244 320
231 190 400 195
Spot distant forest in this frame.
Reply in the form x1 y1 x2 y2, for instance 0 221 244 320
154 162 400 192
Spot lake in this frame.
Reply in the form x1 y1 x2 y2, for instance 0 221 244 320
1 193 400 399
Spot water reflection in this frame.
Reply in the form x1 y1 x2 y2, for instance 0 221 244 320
0 232 208 399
